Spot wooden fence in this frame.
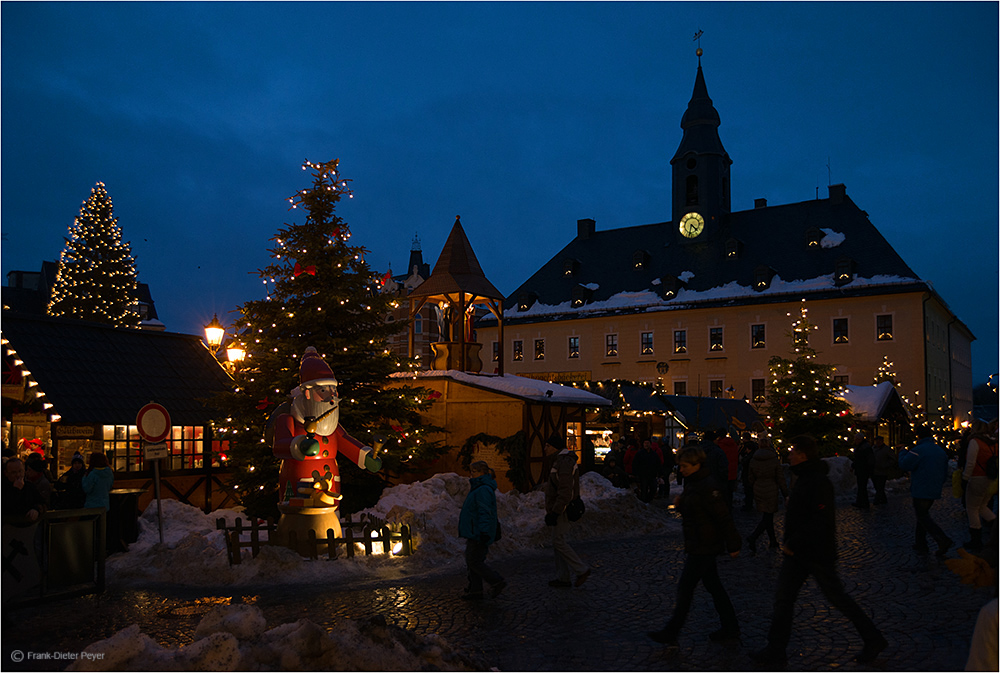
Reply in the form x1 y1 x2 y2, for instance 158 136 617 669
215 513 413 565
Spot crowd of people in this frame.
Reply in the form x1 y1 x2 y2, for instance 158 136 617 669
459 422 997 669
2 449 116 525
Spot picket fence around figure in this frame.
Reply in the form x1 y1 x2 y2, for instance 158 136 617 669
215 512 413 565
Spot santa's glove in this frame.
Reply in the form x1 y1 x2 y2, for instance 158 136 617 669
545 512 559 527
479 533 491 544
364 453 382 473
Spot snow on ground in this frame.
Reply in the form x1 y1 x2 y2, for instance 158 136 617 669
87 461 906 670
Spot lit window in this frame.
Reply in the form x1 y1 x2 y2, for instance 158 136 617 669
674 381 687 396
513 340 523 361
751 324 765 349
710 380 724 398
834 318 849 344
568 336 580 359
534 339 545 361
606 334 618 358
641 332 654 356
710 327 724 351
674 330 687 354
751 379 766 404
876 314 893 341
492 342 499 362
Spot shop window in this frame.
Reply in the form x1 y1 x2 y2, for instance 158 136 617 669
513 340 523 362
877 314 893 341
605 334 618 358
751 324 766 349
674 330 687 354
834 318 849 344
641 332 654 356
568 336 580 359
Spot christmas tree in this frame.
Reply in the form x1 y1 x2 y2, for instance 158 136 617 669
47 182 140 328
214 159 445 518
765 300 853 455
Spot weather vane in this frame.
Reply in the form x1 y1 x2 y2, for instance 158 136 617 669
693 29 704 60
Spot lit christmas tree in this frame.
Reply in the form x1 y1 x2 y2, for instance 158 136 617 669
765 300 853 455
47 182 140 328
214 159 444 518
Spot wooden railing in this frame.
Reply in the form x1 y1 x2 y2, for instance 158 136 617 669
215 513 413 565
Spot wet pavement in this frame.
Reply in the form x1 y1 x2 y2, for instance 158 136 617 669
3 488 995 671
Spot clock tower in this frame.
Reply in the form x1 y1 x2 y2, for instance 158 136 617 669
670 50 731 242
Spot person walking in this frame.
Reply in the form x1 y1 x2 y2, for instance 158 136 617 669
751 435 887 666
961 420 997 551
634 440 661 503
457 460 506 600
648 446 741 648
897 425 953 557
871 435 895 505
700 430 730 498
715 432 740 510
544 435 591 588
746 436 788 554
850 432 875 510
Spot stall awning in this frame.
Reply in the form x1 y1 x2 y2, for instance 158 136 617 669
837 382 910 422
663 395 760 432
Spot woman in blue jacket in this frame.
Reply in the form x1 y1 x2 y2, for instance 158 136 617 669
82 452 115 511
458 461 505 600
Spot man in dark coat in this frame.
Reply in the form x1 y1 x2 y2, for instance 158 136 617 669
850 432 875 509
700 430 730 496
751 435 887 666
648 446 741 648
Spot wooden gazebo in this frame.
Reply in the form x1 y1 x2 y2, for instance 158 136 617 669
407 216 505 374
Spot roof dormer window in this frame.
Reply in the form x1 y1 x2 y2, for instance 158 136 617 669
834 257 855 286
805 227 825 249
725 238 743 260
753 265 775 292
562 258 579 277
571 284 594 308
516 292 538 312
660 274 686 300
633 250 650 270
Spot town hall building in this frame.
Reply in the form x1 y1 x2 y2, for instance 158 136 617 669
475 54 974 430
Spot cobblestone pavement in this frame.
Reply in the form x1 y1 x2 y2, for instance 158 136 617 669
3 489 996 671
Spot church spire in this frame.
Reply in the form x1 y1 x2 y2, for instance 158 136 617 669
670 45 732 239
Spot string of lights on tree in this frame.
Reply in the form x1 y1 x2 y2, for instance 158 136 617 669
210 159 445 519
46 182 141 328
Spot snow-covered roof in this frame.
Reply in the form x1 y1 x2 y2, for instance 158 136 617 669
837 381 904 421
390 370 611 406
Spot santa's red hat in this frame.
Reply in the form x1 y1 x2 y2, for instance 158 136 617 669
299 347 338 387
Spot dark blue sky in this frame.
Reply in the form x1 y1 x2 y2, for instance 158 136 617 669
2 2 997 383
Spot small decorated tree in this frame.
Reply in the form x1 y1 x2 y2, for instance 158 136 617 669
765 300 853 455
213 160 445 518
47 182 140 328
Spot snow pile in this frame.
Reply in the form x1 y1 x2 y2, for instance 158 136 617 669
107 471 678 588
820 228 846 247
67 605 483 672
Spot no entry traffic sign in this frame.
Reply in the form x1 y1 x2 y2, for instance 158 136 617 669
136 402 171 443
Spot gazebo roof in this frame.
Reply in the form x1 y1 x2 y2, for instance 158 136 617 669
409 216 504 302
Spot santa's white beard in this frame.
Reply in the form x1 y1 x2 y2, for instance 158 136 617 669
291 393 339 435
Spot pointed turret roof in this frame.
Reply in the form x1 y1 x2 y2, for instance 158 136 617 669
409 216 504 300
671 63 729 162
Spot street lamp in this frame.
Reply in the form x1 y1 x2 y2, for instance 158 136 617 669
204 314 225 352
225 342 246 365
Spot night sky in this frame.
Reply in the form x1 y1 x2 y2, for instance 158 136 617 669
2 2 997 383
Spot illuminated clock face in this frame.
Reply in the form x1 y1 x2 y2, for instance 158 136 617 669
679 212 705 238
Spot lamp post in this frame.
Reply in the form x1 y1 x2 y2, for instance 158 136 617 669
204 314 225 354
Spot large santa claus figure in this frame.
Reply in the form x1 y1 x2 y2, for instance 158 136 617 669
272 346 382 549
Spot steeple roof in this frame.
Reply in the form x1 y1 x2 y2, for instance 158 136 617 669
671 64 729 162
409 216 504 301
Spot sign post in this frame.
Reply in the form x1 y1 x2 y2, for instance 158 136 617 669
137 402 171 545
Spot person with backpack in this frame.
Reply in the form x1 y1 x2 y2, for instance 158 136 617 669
962 420 998 552
897 426 953 557
458 460 506 600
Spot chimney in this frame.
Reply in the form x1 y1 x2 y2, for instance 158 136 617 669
828 183 846 205
577 218 595 240
754 198 767 209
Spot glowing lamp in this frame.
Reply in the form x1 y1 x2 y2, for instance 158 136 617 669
204 314 225 351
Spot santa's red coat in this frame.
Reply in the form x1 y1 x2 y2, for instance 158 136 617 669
272 414 368 503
